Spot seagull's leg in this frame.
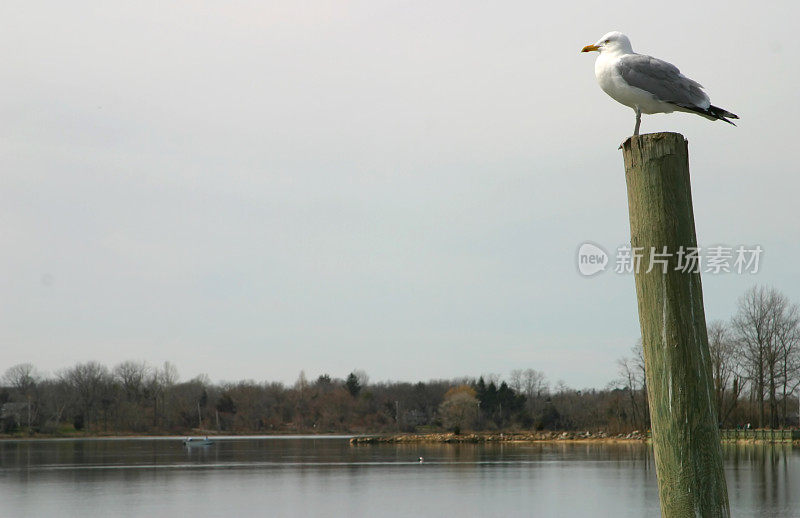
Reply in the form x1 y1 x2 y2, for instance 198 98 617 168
633 107 642 136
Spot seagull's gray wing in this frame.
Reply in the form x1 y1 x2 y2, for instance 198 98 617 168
617 54 709 109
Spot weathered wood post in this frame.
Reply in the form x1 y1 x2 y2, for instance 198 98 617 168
622 132 730 517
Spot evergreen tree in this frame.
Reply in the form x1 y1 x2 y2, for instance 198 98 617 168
345 373 361 398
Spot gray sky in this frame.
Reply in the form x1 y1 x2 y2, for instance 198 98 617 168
2 0 798 388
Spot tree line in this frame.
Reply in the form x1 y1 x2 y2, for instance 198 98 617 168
2 285 798 435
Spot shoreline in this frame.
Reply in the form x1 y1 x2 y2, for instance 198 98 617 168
0 430 645 442
2 430 796 445
349 431 648 444
350 431 800 445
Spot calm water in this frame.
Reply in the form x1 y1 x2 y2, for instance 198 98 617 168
0 436 797 517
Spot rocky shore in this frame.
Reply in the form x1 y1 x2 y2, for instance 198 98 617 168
350 430 648 444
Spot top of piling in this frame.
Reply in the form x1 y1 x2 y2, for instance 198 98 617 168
621 132 687 152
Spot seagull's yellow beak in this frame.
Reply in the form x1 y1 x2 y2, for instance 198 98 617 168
581 44 600 53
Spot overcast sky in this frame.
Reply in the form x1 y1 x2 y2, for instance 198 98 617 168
2 1 798 388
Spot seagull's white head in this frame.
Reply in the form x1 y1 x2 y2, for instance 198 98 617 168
581 31 633 55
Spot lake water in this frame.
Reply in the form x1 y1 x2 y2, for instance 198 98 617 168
0 436 797 517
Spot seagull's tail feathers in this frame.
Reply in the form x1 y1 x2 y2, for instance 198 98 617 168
673 103 739 126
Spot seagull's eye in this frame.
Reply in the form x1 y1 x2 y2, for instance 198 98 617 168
604 39 610 44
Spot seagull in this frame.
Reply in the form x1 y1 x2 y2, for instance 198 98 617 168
581 31 738 135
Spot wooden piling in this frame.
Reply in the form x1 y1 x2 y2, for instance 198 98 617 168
622 132 730 517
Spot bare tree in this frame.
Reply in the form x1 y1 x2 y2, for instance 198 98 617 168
616 342 648 430
3 363 40 430
520 369 548 398
510 369 548 416
59 362 114 431
147 362 179 429
3 363 39 394
112 361 152 431
293 371 310 428
732 286 777 427
159 361 179 386
771 296 800 426
732 286 800 428
37 378 70 433
509 369 524 393
113 361 151 402
707 321 744 426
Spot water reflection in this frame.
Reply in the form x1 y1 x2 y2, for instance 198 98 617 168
0 438 796 517
723 443 796 517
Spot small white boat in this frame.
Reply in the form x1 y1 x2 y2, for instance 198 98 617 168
183 437 214 447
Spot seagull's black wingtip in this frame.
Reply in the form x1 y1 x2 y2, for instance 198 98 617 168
709 105 739 125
